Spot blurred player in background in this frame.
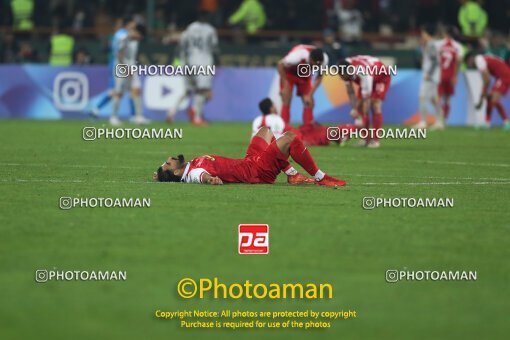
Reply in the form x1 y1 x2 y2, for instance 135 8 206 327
465 52 510 130
110 18 148 126
437 26 463 124
89 18 124 118
414 25 444 130
167 11 218 126
254 98 357 146
339 55 392 148
153 127 346 187
277 45 328 125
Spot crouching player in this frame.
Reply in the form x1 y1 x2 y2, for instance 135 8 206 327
339 55 392 148
153 127 346 187
278 45 329 125
465 52 510 130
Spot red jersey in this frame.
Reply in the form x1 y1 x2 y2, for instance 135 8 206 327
438 38 463 80
475 55 510 82
282 44 329 76
346 55 392 100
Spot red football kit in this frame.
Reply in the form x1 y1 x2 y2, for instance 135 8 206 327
346 55 391 100
280 44 317 96
437 38 463 96
180 138 288 184
475 55 510 95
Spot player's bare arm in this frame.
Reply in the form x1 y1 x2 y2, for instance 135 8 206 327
311 75 323 94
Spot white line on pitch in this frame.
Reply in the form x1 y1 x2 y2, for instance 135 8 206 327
413 160 510 168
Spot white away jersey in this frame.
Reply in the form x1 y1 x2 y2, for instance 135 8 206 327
422 39 441 83
252 114 286 139
180 21 218 66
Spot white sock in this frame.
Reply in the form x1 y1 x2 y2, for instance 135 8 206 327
111 96 120 118
193 93 207 119
314 170 325 181
284 167 298 176
419 99 428 123
132 95 143 117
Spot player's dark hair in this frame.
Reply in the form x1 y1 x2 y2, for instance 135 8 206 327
258 98 273 115
310 48 324 63
156 166 182 182
421 24 437 36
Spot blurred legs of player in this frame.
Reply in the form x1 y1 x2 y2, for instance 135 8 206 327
415 80 444 130
280 75 315 125
111 74 149 126
485 90 510 130
192 88 210 126
438 79 454 123
166 90 191 124
368 99 383 148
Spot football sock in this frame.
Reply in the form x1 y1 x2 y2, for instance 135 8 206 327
193 93 206 120
314 170 325 181
132 96 142 117
434 102 444 124
303 106 313 125
289 137 319 176
486 101 493 123
419 99 428 123
494 102 508 121
96 94 111 110
281 104 290 124
373 112 382 141
443 103 450 118
111 96 120 118
284 167 298 176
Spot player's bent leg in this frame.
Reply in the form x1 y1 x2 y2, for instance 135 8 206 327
277 132 346 187
254 126 274 144
301 93 314 125
490 93 509 129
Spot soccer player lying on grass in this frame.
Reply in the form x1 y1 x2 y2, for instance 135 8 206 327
153 127 346 187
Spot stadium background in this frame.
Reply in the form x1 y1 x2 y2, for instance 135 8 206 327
1 1 510 340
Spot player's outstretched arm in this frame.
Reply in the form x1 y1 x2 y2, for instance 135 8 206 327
202 173 223 185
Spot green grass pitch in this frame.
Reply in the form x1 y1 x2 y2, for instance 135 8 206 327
0 119 509 340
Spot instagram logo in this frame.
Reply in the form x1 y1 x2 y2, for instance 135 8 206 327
53 72 89 111
115 64 130 78
327 127 340 141
297 64 311 77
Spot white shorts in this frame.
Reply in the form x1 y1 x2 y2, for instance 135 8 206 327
419 79 438 100
114 73 141 93
185 74 213 91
